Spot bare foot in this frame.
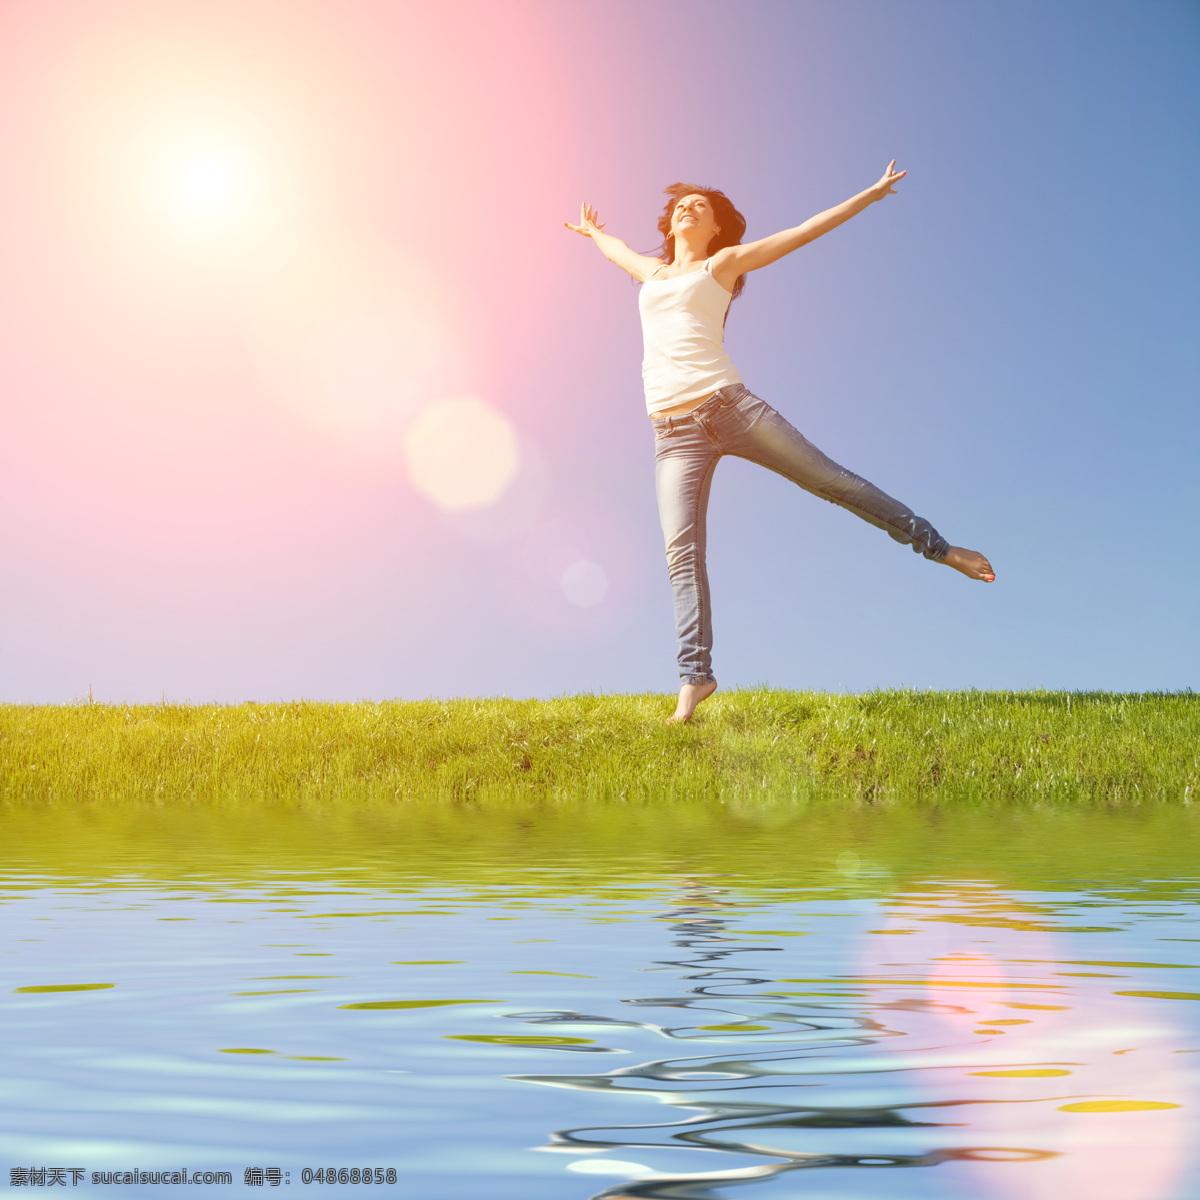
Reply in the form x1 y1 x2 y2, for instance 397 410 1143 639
942 546 996 582
668 680 718 723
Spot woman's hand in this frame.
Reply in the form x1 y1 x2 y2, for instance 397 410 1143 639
563 203 606 238
564 204 664 281
871 160 907 200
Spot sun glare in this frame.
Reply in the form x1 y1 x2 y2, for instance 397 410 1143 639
170 148 245 222
241 234 459 442
148 135 263 242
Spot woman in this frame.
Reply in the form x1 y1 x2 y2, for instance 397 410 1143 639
565 162 994 723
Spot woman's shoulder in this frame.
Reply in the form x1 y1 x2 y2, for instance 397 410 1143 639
707 245 739 269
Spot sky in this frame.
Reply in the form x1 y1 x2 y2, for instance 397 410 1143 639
1 0 1197 704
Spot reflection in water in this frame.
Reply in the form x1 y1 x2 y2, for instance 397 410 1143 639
0 805 1197 1199
517 881 1193 1200
515 883 1039 1197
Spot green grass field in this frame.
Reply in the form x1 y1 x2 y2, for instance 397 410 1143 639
2 689 1196 806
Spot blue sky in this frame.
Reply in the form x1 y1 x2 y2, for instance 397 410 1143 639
1 0 1196 702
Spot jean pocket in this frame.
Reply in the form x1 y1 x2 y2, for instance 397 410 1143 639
731 390 765 422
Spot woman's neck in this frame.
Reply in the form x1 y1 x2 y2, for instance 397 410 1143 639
671 232 711 270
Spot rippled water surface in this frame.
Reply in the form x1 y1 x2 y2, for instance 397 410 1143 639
2 804 1198 1198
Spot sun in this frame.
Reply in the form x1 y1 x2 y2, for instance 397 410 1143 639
172 148 243 221
152 137 261 239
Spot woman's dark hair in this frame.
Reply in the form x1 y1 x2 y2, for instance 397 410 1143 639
651 182 748 303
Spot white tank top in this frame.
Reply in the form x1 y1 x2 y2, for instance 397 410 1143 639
638 258 742 415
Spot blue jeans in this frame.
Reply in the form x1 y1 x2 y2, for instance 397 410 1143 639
652 383 950 684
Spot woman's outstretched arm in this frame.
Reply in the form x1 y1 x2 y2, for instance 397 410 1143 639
715 161 906 282
564 203 665 283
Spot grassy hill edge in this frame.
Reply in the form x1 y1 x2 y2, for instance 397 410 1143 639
1 689 1196 806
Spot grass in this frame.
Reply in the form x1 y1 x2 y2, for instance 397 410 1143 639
1 689 1196 806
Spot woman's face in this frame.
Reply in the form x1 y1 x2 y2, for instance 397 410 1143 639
670 194 720 244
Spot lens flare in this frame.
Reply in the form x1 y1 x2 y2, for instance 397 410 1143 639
560 559 608 608
404 396 519 512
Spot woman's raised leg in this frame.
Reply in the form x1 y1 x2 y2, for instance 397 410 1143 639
724 392 993 578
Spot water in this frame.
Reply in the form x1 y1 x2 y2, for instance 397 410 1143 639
2 804 1198 1198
